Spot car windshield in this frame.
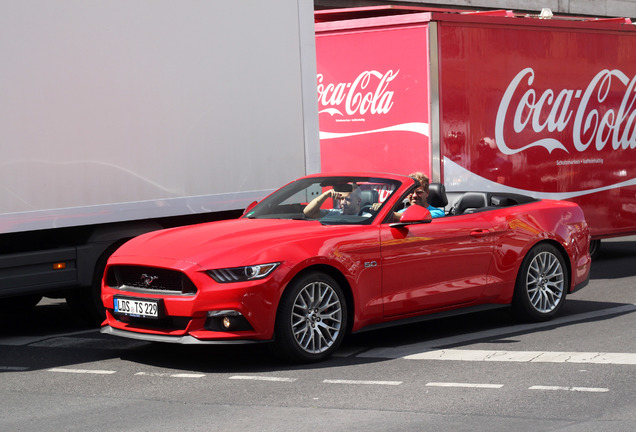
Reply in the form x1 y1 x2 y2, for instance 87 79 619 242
245 176 401 225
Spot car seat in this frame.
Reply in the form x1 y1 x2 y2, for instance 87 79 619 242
360 189 379 206
427 183 448 208
452 192 488 214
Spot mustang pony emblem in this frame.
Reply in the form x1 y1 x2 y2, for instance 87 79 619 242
140 273 159 287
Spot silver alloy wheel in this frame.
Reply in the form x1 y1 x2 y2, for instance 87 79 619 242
526 251 565 313
290 280 343 354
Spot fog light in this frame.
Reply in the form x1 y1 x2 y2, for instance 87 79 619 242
222 316 232 329
204 310 254 332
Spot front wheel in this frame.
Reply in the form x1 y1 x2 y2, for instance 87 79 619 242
512 243 568 322
274 272 347 363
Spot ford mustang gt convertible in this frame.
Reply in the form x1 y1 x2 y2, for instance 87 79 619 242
101 173 591 362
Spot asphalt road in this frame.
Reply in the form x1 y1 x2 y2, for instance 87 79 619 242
1 237 635 432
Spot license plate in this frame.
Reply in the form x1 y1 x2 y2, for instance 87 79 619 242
114 297 159 319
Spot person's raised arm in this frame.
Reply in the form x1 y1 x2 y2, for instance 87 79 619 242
303 189 337 219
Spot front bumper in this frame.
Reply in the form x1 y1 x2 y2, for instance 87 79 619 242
100 325 269 344
101 257 289 342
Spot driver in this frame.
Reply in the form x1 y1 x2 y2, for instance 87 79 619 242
375 172 445 222
303 183 369 219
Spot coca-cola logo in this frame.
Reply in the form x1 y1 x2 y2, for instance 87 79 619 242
317 70 399 117
496 67 636 156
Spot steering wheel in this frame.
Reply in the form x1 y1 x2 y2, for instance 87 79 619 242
359 205 377 216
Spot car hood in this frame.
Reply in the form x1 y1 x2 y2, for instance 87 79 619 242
113 218 361 269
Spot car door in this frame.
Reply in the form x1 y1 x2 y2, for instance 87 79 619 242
380 212 495 317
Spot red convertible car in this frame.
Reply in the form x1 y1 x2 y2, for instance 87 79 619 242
101 173 591 362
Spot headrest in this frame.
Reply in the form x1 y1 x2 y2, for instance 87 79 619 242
360 189 378 206
427 183 448 208
491 195 516 207
455 192 488 214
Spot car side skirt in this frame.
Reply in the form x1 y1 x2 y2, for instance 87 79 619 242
353 304 509 334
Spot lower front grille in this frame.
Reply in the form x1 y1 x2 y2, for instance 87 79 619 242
106 265 197 295
114 314 191 331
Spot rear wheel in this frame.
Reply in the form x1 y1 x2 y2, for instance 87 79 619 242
274 271 347 363
589 239 601 260
512 243 568 322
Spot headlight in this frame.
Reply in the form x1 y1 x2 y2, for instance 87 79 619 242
207 263 280 283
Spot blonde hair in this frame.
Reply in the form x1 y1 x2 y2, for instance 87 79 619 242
408 172 430 192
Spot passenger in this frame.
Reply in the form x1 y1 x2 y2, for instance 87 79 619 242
303 183 369 219
384 172 445 222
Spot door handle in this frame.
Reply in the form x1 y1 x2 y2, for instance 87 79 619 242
470 229 490 238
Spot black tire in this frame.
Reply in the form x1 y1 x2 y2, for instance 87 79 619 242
274 271 347 363
0 294 42 313
65 243 122 325
589 239 601 260
65 262 106 325
512 243 569 322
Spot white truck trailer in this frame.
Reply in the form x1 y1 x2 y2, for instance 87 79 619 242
0 0 320 320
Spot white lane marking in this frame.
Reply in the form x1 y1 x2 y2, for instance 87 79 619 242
171 373 206 378
229 375 297 382
323 379 402 386
529 386 609 393
426 382 503 389
401 349 636 365
359 304 636 360
22 369 614 393
48 368 116 375
135 372 169 377
135 372 205 378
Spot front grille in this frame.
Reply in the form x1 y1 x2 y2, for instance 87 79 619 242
107 265 197 295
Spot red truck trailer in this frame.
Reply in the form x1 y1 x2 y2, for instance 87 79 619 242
315 6 636 255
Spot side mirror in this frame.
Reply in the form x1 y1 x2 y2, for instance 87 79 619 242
390 205 432 227
243 201 258 216
400 205 432 222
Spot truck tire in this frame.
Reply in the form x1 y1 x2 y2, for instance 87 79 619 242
66 243 122 325
0 294 43 313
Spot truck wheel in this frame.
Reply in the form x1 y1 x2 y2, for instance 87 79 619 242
274 272 347 363
0 294 42 312
512 243 568 322
65 262 106 325
65 244 118 325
